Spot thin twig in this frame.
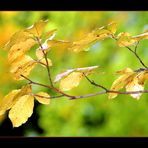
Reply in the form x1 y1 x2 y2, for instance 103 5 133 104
36 36 53 86
21 74 75 98
83 73 108 91
21 75 50 89
111 36 147 68
32 94 64 99
125 46 147 68
135 41 140 53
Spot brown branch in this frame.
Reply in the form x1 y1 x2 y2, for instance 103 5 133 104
71 89 148 100
32 94 64 99
35 36 53 86
21 74 148 100
21 75 50 89
21 74 75 99
125 46 147 68
111 36 147 68
83 73 108 91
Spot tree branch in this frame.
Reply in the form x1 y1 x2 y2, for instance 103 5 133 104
36 36 53 86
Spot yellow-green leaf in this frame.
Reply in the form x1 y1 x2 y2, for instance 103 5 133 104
35 92 50 105
8 95 34 127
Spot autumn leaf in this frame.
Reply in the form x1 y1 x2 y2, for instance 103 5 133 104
60 72 83 91
26 20 48 37
68 22 117 52
55 66 99 91
109 68 148 99
35 92 50 104
117 32 137 47
117 31 148 47
10 55 36 80
0 84 32 116
8 95 34 127
54 66 99 83
0 89 21 115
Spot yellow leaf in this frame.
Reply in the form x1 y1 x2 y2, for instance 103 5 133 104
126 77 143 99
68 22 117 52
10 55 36 80
117 32 137 47
137 69 148 84
109 68 135 99
4 30 35 51
60 72 83 91
39 58 52 67
8 38 35 64
0 89 21 115
54 66 99 83
35 92 50 105
27 20 48 37
0 84 32 116
106 22 117 34
109 68 148 99
47 39 71 49
8 95 34 127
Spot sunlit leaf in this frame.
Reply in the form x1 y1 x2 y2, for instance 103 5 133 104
8 95 34 127
54 66 99 83
26 20 48 37
106 22 117 34
10 55 36 80
109 68 148 99
68 22 117 52
117 32 137 47
0 84 32 116
35 92 50 105
0 90 21 115
60 72 83 91
125 77 144 99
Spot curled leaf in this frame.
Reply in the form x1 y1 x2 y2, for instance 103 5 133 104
117 32 137 47
55 66 99 91
54 66 99 83
109 68 148 99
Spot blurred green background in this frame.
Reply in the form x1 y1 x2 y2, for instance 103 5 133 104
0 11 148 137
